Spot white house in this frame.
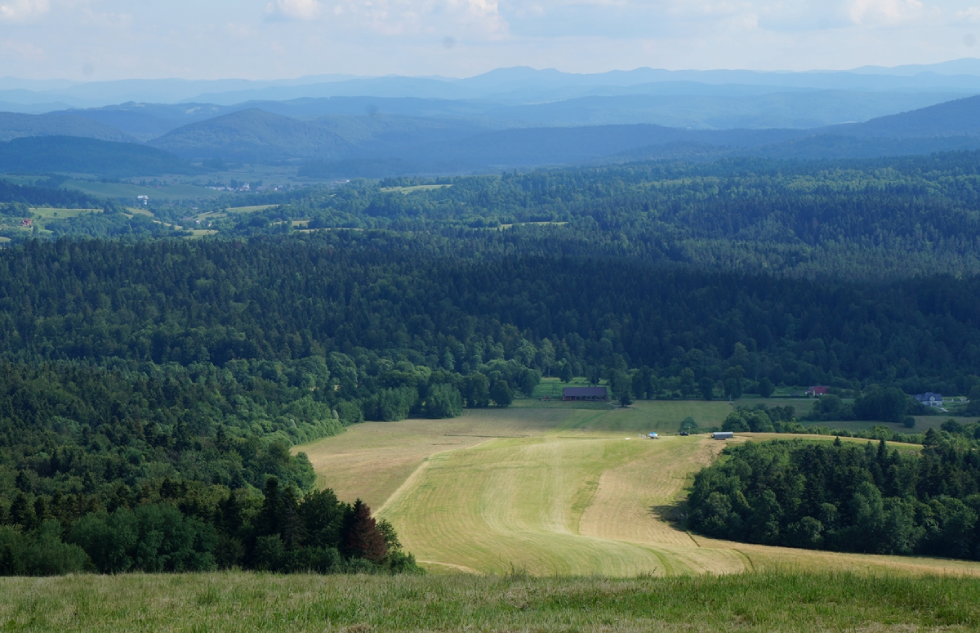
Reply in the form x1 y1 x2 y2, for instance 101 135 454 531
915 393 943 408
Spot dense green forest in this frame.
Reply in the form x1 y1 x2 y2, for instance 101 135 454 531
688 437 980 560
0 358 420 575
1 235 976 395
0 179 99 209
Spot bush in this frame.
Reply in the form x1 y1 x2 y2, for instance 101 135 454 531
1 521 91 576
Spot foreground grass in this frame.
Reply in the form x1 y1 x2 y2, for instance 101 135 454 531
2 571 979 632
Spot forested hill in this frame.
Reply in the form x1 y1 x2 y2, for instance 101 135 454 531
1 234 978 395
242 151 980 280
0 136 196 178
0 177 99 208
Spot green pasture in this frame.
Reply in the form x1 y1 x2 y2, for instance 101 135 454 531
30 207 102 219
4 571 980 632
380 184 452 194
63 180 223 201
225 205 278 213
498 221 569 230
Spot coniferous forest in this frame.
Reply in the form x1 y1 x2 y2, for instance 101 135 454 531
4 150 980 572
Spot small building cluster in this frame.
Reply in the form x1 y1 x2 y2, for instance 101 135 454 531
806 386 829 397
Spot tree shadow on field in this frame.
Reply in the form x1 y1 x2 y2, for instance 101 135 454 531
650 503 687 526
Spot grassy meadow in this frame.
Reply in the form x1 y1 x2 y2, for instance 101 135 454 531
62 179 223 201
380 184 452 194
296 399 980 579
29 207 103 219
3 571 980 632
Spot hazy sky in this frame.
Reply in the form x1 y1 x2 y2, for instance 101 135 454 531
1 0 979 80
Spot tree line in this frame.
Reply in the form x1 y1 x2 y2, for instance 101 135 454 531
688 437 980 560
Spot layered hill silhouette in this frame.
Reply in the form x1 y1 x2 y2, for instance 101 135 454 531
0 112 136 143
147 109 355 162
828 95 980 138
0 88 978 177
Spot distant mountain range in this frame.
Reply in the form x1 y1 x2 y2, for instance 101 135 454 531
149 94 980 170
0 81 978 178
3 61 980 109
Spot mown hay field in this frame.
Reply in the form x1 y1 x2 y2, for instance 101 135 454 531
297 401 980 579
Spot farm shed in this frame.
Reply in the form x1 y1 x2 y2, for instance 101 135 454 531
563 387 608 401
713 432 734 440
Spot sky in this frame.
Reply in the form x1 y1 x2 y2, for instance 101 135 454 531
1 0 979 80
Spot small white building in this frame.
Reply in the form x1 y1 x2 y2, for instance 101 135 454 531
713 431 734 440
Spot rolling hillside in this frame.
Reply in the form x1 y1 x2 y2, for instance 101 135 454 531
0 136 196 177
147 108 355 161
0 112 136 143
66 102 231 142
830 94 980 138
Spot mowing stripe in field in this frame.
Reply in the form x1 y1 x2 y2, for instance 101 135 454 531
297 406 980 578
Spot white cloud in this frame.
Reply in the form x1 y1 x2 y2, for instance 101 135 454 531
847 0 923 25
266 0 321 21
312 0 506 38
0 0 50 22
957 6 980 23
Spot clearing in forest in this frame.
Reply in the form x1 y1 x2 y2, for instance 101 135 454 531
296 400 980 578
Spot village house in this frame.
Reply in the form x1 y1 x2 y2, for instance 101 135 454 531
806 386 829 397
915 392 943 407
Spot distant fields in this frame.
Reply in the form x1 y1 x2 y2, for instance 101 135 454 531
30 207 102 219
63 180 223 201
296 401 980 579
380 184 452 194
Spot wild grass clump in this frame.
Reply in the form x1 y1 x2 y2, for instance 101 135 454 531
2 570 979 631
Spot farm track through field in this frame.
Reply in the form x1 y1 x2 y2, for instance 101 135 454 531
296 401 980 578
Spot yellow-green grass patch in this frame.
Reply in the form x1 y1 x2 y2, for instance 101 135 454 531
296 407 980 579
63 180 222 200
224 205 278 213
30 207 102 219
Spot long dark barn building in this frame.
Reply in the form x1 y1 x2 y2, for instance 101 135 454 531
562 387 609 401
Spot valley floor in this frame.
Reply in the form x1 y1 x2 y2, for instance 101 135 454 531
297 401 980 578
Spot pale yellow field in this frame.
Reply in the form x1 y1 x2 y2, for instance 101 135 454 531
296 404 980 578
